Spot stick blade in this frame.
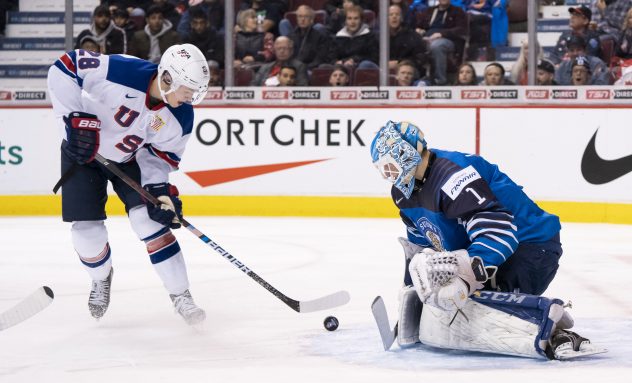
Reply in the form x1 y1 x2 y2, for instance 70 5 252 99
371 296 396 351
0 286 54 331
298 290 350 313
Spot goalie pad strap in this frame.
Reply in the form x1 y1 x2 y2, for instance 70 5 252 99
419 290 568 359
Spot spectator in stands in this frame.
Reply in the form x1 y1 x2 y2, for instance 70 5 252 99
207 60 223 87
276 65 298 86
178 0 225 38
112 8 137 45
145 0 181 31
615 7 632 58
326 0 361 35
106 0 150 17
536 59 557 86
334 5 379 70
453 62 478 85
128 5 181 63
182 8 224 68
251 36 308 86
464 0 493 57
570 56 593 85
76 5 127 54
395 60 419 86
288 5 334 70
389 4 428 75
590 0 632 41
79 35 101 53
329 64 351 86
415 0 468 85
234 9 274 69
510 39 544 85
391 0 416 29
551 6 601 64
239 0 288 35
480 62 514 85
554 35 610 84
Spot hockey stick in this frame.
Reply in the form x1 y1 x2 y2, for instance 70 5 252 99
371 296 397 350
0 286 54 331
94 153 350 313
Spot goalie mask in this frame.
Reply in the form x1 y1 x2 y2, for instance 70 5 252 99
157 44 210 105
370 121 427 199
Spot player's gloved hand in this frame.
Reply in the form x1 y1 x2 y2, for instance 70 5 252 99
144 183 183 229
62 112 101 164
408 248 489 311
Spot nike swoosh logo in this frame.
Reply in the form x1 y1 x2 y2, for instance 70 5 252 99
395 197 404 204
125 94 137 99
581 128 632 184
185 159 331 187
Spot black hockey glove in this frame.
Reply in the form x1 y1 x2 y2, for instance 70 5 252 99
144 183 183 229
63 112 101 165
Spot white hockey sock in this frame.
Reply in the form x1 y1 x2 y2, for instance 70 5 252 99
129 206 190 295
71 221 112 280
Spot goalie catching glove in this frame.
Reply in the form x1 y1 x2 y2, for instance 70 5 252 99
62 112 101 165
144 183 183 229
408 248 489 311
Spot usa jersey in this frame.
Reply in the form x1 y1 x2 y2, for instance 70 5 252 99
47 50 194 185
394 149 561 267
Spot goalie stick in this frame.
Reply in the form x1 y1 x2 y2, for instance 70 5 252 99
0 286 54 331
371 296 397 350
94 154 350 313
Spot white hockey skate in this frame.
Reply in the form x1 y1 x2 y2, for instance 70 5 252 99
170 290 206 326
88 268 113 320
546 329 607 360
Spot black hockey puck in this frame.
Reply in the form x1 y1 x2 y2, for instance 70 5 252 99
323 316 339 331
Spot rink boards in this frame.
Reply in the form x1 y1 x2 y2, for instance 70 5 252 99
0 105 631 223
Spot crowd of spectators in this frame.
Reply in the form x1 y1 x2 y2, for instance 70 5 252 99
5 0 632 86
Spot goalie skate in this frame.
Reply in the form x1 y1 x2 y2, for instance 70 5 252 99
88 268 113 320
170 290 206 326
547 329 607 360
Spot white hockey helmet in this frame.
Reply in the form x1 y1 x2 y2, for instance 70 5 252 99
157 43 210 105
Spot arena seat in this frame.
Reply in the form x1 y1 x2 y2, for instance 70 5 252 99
234 68 255 86
352 68 379 86
309 67 334 86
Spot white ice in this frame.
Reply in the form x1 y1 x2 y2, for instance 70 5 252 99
0 217 631 383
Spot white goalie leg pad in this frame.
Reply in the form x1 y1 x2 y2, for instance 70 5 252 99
397 285 423 347
418 291 568 359
129 206 190 295
71 221 112 280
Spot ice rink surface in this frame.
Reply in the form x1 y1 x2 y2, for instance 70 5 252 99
1 216 631 383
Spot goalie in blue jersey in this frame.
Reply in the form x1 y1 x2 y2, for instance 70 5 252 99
370 121 606 360
47 44 210 326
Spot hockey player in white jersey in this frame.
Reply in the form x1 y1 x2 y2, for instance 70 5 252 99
47 44 210 325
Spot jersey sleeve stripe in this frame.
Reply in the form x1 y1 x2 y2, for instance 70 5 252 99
407 226 423 238
470 241 506 264
59 52 77 76
147 146 181 168
469 228 519 244
484 233 516 253
466 217 517 232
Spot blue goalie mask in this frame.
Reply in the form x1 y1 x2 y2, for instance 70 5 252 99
370 121 426 198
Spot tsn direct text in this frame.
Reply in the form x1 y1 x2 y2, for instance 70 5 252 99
195 115 366 147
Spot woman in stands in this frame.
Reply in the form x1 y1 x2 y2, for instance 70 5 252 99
454 62 478 86
616 7 632 59
234 8 274 69
480 62 514 85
